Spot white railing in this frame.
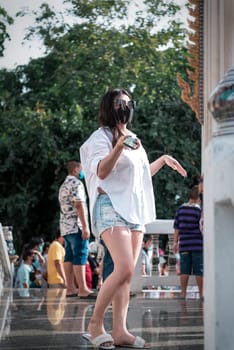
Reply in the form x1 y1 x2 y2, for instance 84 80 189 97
131 219 197 293
0 223 13 292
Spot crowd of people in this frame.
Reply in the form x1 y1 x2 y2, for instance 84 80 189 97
13 87 204 350
13 234 104 294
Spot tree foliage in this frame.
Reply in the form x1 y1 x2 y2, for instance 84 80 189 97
0 0 201 251
0 6 13 57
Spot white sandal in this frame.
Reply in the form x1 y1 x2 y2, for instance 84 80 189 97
115 336 151 349
82 333 115 349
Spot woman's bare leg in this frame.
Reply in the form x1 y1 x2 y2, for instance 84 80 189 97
87 227 135 340
111 230 144 345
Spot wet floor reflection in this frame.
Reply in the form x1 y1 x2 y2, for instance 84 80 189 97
0 287 204 350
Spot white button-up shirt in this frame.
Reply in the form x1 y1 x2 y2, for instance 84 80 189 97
58 175 87 235
80 127 156 236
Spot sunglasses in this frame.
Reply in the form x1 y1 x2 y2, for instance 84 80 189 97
114 98 135 110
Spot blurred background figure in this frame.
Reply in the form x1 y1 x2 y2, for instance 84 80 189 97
141 234 153 276
59 160 94 298
85 259 93 290
173 186 203 299
22 236 45 272
15 249 35 297
158 234 169 276
101 241 114 283
198 175 204 233
41 241 50 288
159 256 169 277
88 250 103 290
15 236 45 289
47 230 67 289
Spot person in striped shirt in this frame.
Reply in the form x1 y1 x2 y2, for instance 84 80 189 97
173 185 203 299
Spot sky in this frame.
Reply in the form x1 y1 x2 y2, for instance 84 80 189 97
0 0 188 70
0 0 69 69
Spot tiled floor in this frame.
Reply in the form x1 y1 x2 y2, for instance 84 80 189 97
0 287 203 350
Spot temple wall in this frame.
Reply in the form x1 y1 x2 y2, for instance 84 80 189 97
202 0 234 151
203 1 234 349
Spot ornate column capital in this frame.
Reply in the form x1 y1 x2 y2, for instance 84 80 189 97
208 65 234 136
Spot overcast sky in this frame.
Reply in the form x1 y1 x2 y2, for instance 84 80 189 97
0 0 188 70
0 0 69 69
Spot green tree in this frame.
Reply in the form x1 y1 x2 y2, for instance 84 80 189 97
0 69 89 249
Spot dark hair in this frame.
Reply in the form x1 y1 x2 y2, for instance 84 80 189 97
25 236 43 250
55 228 62 240
192 175 203 187
189 186 200 200
143 234 153 244
42 241 50 254
66 160 81 174
99 88 133 146
22 249 34 262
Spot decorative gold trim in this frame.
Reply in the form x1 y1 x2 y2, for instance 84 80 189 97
177 0 204 124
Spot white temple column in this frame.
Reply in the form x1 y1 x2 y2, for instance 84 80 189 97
203 0 234 149
203 1 234 349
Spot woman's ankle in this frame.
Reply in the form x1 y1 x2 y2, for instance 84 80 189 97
88 318 105 335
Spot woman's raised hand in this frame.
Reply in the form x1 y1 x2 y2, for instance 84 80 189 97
164 155 187 177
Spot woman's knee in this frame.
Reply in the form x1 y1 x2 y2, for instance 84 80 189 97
116 263 134 283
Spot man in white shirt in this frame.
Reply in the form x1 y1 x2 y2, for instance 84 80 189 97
59 160 95 299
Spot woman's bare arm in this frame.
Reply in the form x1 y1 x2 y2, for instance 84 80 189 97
150 155 187 177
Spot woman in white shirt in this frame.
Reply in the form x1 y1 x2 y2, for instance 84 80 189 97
80 88 186 349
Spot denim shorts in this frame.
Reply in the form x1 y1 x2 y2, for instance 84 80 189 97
64 230 89 265
180 251 203 276
94 194 144 237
